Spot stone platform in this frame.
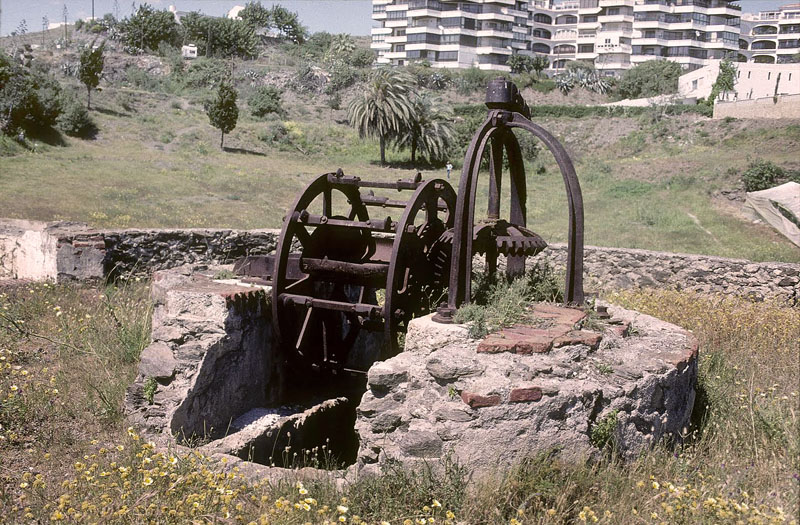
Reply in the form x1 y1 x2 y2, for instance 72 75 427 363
125 265 699 477
355 304 698 472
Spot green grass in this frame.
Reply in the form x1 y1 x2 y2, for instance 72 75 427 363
1 84 798 262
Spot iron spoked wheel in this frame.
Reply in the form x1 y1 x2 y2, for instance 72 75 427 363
384 179 456 356
272 173 374 372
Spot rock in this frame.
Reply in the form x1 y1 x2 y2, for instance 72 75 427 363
368 364 408 393
371 413 402 433
138 342 178 380
399 431 443 458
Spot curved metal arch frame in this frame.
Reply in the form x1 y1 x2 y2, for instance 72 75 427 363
446 109 585 311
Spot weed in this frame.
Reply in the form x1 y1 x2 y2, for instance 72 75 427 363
590 410 618 450
454 262 564 337
143 376 157 404
213 269 236 280
595 362 614 375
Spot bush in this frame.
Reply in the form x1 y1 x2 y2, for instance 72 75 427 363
455 67 500 95
57 93 96 138
0 52 62 135
350 47 376 68
741 159 786 192
183 58 229 89
616 60 682 99
248 85 283 118
325 63 360 94
124 66 161 91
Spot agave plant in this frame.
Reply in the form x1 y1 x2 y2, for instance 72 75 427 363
554 73 575 95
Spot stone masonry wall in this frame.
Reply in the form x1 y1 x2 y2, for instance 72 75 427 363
538 243 799 304
1 220 797 303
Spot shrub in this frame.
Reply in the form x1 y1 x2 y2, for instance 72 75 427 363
350 47 376 68
325 63 360 94
183 58 229 89
507 54 535 74
455 67 499 95
741 159 786 192
124 66 161 91
248 85 283 117
57 93 97 138
0 52 62 135
616 59 682 99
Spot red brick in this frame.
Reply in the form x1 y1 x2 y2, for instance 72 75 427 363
509 387 543 403
609 323 630 338
531 304 587 326
552 330 603 349
460 391 501 408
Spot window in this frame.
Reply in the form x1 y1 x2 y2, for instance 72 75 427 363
387 10 407 20
692 79 698 89
394 44 405 52
437 50 458 61
768 72 771 79
748 71 751 79
441 34 460 44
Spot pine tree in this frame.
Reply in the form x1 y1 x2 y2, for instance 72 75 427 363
205 82 239 149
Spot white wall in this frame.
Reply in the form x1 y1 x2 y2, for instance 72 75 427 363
680 61 800 101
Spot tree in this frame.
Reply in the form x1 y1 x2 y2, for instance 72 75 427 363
119 4 179 52
78 42 105 109
239 2 272 29
269 5 307 44
347 68 414 165
394 94 455 165
616 59 682 99
507 54 534 74
181 13 258 59
531 55 549 79
709 59 736 103
205 82 238 149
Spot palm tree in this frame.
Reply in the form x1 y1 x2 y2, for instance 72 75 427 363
347 68 414 165
394 94 455 165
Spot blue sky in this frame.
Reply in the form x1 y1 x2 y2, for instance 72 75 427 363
0 0 791 37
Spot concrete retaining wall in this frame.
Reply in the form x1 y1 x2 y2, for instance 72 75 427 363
713 94 800 119
1 219 797 303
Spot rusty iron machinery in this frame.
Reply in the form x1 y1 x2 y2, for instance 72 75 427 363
235 169 456 376
235 78 584 378
433 77 585 322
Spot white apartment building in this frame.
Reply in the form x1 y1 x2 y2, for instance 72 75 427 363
371 0 530 70
370 0 741 74
739 3 800 64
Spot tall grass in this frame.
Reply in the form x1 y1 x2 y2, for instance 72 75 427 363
1 282 797 523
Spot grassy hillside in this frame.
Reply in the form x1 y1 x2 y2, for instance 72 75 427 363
1 81 798 262
1 29 798 264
